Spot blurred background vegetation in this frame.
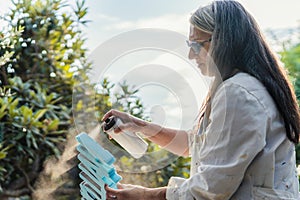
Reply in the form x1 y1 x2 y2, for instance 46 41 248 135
0 0 299 199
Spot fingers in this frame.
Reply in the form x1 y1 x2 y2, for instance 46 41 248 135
101 109 144 134
105 184 146 200
102 109 127 122
105 184 119 199
117 183 124 189
113 126 122 134
119 183 138 189
101 109 123 135
101 109 115 122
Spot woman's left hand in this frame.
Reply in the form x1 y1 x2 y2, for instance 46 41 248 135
105 183 167 200
105 183 145 200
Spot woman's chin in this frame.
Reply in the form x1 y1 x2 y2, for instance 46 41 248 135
198 64 209 75
198 64 216 77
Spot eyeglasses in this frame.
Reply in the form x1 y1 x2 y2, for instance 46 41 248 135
186 38 211 55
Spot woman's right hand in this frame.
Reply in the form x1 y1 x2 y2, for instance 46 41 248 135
102 110 189 156
101 109 147 134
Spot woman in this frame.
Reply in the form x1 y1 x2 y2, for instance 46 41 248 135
104 1 300 199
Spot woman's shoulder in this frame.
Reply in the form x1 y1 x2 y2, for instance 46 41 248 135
219 72 270 99
224 72 265 92
213 73 267 109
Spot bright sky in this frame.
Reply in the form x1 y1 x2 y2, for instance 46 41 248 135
1 0 300 129
83 0 300 51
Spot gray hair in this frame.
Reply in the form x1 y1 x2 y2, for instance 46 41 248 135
190 4 215 34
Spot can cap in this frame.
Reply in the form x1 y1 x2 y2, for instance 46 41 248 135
103 116 116 131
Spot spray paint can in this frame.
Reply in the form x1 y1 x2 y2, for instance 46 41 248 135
103 116 148 159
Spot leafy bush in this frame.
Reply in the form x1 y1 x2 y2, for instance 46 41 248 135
281 42 300 106
0 0 91 198
281 43 300 170
279 27 300 186
0 76 67 188
0 0 193 198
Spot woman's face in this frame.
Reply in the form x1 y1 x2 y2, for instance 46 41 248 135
188 25 212 76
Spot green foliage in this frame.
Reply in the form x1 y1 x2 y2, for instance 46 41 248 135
158 156 191 186
279 29 300 189
0 26 23 67
281 43 300 106
0 0 149 196
113 81 146 119
0 0 92 198
279 30 300 177
0 77 67 185
280 36 300 166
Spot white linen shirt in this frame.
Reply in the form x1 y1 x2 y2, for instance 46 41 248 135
166 72 300 200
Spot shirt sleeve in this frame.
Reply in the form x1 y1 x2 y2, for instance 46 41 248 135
166 82 268 200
